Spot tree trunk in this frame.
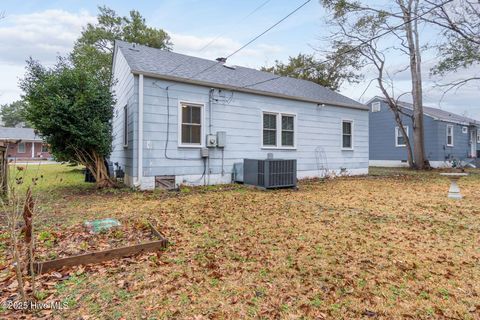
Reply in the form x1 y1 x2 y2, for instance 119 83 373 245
73 147 116 188
374 54 415 168
378 82 415 168
401 0 427 169
89 151 116 188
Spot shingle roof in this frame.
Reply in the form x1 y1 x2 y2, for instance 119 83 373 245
115 41 367 110
0 127 42 141
372 96 479 126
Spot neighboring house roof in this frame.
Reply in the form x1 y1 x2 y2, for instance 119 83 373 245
370 96 479 126
0 127 42 142
114 40 367 110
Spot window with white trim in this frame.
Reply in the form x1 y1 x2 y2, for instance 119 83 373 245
477 131 480 143
395 126 408 147
262 112 296 148
281 115 295 147
446 125 454 146
342 120 353 149
462 126 468 134
180 102 202 146
41 144 48 153
263 113 277 147
123 105 128 147
371 102 381 112
18 142 25 153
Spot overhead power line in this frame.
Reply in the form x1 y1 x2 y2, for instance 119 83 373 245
167 0 313 83
198 0 272 53
241 0 454 89
224 0 312 61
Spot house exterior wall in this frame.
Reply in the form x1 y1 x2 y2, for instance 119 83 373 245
436 120 471 161
369 98 475 167
110 49 137 185
6 141 51 160
476 126 480 158
112 74 369 189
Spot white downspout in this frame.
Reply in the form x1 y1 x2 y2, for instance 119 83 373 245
136 74 144 187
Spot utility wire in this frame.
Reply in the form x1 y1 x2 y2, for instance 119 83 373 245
198 0 272 53
166 0 272 75
167 0 313 84
156 0 313 164
225 0 312 61
241 0 454 89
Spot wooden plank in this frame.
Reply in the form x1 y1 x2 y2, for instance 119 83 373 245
149 223 167 240
34 239 167 274
155 175 176 190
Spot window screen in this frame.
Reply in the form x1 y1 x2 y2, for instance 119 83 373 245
181 104 202 145
263 113 277 146
281 115 294 147
342 121 352 149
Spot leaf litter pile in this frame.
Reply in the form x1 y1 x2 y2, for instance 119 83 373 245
1 167 480 319
38 219 155 261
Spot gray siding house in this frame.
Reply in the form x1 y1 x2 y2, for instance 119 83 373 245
110 41 369 190
369 97 480 167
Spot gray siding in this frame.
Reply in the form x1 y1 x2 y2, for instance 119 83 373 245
139 77 368 181
110 49 137 177
369 98 474 162
436 121 471 160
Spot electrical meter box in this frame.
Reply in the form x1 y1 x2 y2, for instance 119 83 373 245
217 131 226 148
206 134 217 147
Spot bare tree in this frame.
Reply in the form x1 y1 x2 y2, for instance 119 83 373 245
331 24 416 167
399 0 427 168
320 0 453 169
425 0 480 90
1 163 41 304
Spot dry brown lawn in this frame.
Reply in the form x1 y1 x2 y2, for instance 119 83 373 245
1 165 479 319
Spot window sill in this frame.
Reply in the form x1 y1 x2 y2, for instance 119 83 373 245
261 146 297 150
341 148 354 151
446 144 454 147
395 145 406 148
178 144 203 149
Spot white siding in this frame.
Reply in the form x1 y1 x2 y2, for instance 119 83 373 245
135 76 368 186
110 49 137 180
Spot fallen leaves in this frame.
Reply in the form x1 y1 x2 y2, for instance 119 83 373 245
1 167 480 319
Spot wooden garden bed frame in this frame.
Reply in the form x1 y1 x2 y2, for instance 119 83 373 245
33 222 167 274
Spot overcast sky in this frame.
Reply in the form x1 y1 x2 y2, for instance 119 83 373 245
0 0 479 118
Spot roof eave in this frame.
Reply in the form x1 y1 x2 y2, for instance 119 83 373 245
131 70 368 111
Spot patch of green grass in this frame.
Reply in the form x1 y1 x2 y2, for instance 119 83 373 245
55 274 86 294
117 289 131 301
438 288 450 300
38 230 54 242
209 278 220 287
100 290 113 303
180 187 191 193
331 303 342 311
179 293 190 305
62 294 78 308
259 268 269 278
280 303 290 312
310 294 323 308
419 291 430 300
358 279 367 288
9 163 89 195
34 291 49 301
